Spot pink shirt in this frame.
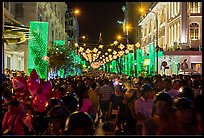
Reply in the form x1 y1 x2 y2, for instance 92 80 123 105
80 98 93 114
134 96 153 119
2 110 25 135
168 88 179 99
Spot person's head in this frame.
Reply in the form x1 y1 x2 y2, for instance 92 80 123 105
141 84 154 99
104 79 109 85
64 111 95 135
163 78 172 91
62 93 79 114
47 105 69 135
178 86 195 100
45 97 64 113
173 97 195 124
173 79 182 90
114 85 123 94
153 92 173 117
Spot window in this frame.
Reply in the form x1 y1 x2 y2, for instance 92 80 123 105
7 56 11 69
4 2 9 10
15 3 24 18
189 2 200 13
190 23 199 40
38 13 42 21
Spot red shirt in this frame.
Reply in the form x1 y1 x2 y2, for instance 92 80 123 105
2 110 25 135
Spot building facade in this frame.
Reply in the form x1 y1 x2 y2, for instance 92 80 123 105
65 9 79 51
123 2 153 44
3 2 67 74
138 2 202 75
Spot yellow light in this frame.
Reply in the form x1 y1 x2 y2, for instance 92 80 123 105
143 59 150 66
117 35 122 40
108 48 112 52
140 8 144 13
74 9 80 15
113 40 118 45
126 25 130 30
82 36 86 39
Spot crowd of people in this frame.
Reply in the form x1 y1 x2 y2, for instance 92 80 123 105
2 68 203 135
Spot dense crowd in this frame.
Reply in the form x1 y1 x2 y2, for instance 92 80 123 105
2 68 203 135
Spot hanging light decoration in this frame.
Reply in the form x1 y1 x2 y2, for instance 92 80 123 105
118 43 125 50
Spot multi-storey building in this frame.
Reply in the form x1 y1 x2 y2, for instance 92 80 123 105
123 2 152 44
3 2 67 74
138 2 202 75
65 10 79 51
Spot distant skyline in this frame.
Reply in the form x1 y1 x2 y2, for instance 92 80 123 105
66 2 126 44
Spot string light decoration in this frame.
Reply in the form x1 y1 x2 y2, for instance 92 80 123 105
28 21 48 79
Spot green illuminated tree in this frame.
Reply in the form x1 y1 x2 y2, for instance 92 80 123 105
47 42 75 76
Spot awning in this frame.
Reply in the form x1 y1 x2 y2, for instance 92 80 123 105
3 13 30 44
163 50 202 56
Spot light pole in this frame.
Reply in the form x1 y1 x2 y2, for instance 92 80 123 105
149 10 159 75
140 9 159 75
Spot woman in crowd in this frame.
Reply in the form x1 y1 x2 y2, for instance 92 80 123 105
2 99 26 135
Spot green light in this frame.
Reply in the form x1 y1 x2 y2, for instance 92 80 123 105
60 69 64 78
53 40 65 46
28 21 48 79
149 44 155 75
158 51 163 57
127 53 134 76
136 49 143 77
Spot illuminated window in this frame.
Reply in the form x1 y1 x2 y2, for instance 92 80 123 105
190 23 199 40
189 2 200 13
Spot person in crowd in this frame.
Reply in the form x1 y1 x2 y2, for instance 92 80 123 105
178 86 195 101
22 106 34 135
173 97 201 135
64 111 95 135
133 82 142 98
134 84 154 135
173 79 183 92
193 93 203 134
115 91 128 134
44 105 69 135
162 78 179 99
88 81 100 124
62 92 79 114
108 85 124 130
123 88 138 135
2 99 26 135
143 92 177 135
79 86 94 118
99 79 114 122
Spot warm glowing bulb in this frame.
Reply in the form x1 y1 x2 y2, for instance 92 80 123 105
117 35 122 40
74 9 80 15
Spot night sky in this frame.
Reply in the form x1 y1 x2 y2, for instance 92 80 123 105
66 2 126 44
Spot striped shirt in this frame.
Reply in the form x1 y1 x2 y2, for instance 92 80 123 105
99 84 113 101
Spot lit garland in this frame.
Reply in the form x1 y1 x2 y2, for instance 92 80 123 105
28 21 48 79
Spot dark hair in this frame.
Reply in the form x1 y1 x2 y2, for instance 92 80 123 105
154 92 173 106
173 97 194 110
163 78 172 84
141 84 153 93
104 79 109 85
64 111 95 135
179 86 195 100
7 99 19 107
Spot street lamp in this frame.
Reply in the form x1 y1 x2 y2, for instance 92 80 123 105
140 8 159 75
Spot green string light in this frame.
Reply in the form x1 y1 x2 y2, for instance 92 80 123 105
28 21 48 79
